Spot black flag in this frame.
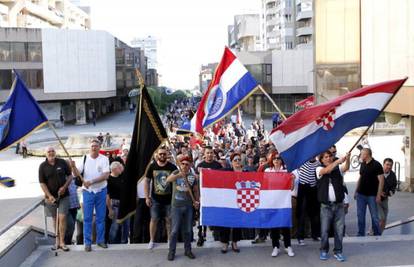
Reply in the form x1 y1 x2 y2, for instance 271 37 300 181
117 86 167 222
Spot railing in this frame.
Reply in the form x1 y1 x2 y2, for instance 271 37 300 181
0 198 47 238
394 161 401 191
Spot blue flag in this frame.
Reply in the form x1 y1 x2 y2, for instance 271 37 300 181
0 72 48 151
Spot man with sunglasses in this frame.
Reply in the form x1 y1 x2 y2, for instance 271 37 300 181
144 147 177 250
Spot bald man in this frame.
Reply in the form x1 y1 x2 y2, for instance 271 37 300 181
39 146 74 251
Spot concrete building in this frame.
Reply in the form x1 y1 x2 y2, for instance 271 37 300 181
131 36 158 70
228 14 262 52
199 63 217 94
0 27 141 125
145 68 158 87
313 0 414 190
261 0 313 51
0 0 91 29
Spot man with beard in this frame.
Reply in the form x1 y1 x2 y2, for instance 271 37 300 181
144 147 177 249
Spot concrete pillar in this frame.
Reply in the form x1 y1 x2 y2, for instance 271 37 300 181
75 100 87 125
255 96 262 119
404 116 414 192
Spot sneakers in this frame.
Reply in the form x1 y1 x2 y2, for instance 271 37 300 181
148 241 155 250
320 251 329 261
271 247 280 257
285 247 295 257
334 253 346 262
185 251 196 259
167 251 175 261
298 239 306 246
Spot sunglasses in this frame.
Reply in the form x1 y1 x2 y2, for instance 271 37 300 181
158 153 167 156
233 158 241 162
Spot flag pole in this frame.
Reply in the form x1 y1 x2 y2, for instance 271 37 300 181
258 84 287 120
166 139 197 204
347 78 407 154
47 122 84 183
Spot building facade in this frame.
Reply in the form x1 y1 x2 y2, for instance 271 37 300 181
0 27 141 125
0 0 90 29
131 35 158 69
261 0 313 51
199 63 218 94
228 14 262 52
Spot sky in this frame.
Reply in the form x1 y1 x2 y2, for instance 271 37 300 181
88 0 260 90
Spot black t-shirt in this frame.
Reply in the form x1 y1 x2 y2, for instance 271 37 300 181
107 174 123 200
146 161 177 205
196 160 222 174
358 159 384 196
38 158 71 198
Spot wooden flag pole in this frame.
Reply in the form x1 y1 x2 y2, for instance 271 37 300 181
47 122 85 183
166 140 197 204
258 84 287 120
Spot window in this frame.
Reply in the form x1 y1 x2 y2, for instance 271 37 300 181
0 42 10 61
11 42 27 62
27 43 42 62
0 70 12 90
14 69 43 88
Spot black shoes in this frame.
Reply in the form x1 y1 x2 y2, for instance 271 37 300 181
197 238 205 247
185 251 196 259
168 251 175 261
84 245 92 252
97 243 108 249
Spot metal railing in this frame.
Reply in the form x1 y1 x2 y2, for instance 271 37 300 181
394 161 401 191
0 198 47 238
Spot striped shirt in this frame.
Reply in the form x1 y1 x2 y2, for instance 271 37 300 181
298 160 319 187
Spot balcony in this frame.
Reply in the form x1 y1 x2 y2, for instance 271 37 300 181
296 10 313 21
296 26 313 37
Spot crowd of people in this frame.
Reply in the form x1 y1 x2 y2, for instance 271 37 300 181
38 98 398 262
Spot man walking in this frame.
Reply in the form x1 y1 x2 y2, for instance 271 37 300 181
144 147 177 249
74 139 110 251
354 148 384 236
39 146 73 251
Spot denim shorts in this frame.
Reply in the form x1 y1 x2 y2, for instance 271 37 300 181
150 200 171 219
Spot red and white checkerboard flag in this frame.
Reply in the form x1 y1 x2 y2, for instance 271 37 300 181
200 169 292 228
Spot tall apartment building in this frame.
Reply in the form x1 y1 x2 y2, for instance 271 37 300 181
0 0 91 29
261 0 313 51
131 36 158 69
228 14 262 52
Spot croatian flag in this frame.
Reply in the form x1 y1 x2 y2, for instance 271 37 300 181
200 170 292 228
180 47 258 134
269 78 407 172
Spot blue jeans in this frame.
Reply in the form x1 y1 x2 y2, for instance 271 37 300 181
356 194 381 236
64 208 78 245
109 200 130 244
169 205 193 253
83 188 107 245
320 203 345 253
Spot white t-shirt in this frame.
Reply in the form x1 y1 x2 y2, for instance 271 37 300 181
291 169 300 197
137 178 146 199
316 166 344 203
78 154 110 193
